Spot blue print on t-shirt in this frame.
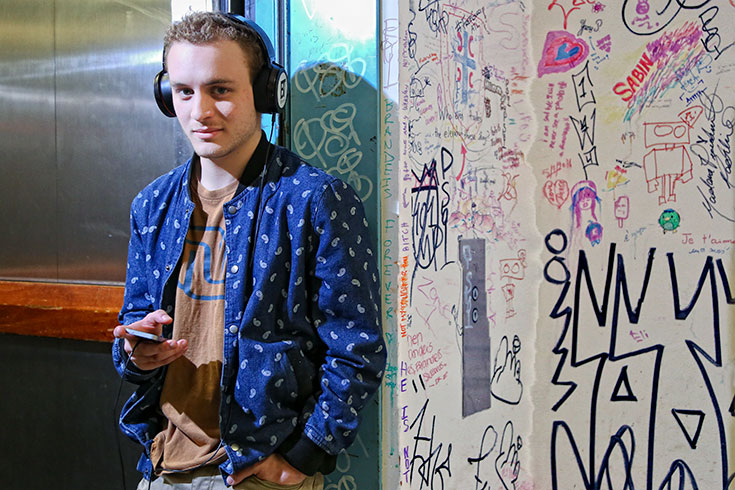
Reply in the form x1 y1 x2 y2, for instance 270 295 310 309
177 225 226 301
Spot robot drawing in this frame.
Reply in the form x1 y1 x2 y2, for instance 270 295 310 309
642 107 702 205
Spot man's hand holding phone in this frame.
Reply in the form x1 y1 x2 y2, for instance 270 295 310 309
113 310 188 371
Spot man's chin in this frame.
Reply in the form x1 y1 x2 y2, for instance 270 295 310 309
190 142 227 160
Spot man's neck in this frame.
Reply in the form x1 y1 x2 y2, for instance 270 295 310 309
198 133 262 191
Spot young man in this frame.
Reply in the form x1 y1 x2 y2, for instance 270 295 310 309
112 12 385 489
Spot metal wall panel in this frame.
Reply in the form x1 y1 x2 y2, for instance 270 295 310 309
0 0 174 284
54 0 174 283
0 0 57 280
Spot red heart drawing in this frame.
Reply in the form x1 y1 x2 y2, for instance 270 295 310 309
538 30 589 77
543 179 570 208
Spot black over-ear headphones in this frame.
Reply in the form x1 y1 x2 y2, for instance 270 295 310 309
153 13 288 117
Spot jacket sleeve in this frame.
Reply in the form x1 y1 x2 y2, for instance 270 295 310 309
111 194 161 384
287 179 386 465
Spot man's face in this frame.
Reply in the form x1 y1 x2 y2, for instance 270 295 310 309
167 40 260 166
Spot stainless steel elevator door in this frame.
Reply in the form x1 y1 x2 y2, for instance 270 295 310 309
0 0 175 284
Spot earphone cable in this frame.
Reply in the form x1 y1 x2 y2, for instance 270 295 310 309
115 339 143 490
245 114 277 299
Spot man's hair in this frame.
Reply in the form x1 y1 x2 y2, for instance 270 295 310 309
163 12 266 82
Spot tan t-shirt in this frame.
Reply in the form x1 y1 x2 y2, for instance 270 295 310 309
151 177 238 474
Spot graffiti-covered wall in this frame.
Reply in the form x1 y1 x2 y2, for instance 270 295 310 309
383 0 538 488
382 0 735 488
532 0 735 488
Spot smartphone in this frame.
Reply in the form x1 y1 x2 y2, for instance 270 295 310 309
125 327 165 343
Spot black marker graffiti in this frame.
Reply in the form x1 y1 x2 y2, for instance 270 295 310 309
418 0 449 35
571 61 596 112
671 408 705 449
570 109 597 151
467 425 498 490
698 6 735 61
466 421 524 490
569 63 599 179
542 229 735 489
407 7 422 71
495 421 522 490
621 0 712 36
690 82 735 223
491 335 523 405
658 459 699 489
411 149 453 273
577 18 603 37
409 398 453 490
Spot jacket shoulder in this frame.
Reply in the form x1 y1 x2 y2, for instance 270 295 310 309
130 163 189 213
273 146 344 195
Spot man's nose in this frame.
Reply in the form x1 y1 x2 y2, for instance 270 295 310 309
191 92 214 120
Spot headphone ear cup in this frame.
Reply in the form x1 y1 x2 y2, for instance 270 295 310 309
253 66 288 114
154 70 176 118
252 68 274 113
252 68 268 113
273 68 288 113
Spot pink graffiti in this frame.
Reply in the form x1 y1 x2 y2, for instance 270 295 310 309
537 30 590 77
543 179 570 208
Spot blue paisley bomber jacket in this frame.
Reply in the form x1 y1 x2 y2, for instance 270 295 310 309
112 142 385 480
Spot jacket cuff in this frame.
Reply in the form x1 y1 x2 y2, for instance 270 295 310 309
280 433 330 476
113 338 159 383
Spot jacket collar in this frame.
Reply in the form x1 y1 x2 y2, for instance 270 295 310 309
181 131 275 203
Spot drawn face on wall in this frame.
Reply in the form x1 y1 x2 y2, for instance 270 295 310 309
500 259 525 281
499 250 527 281
614 196 630 219
644 121 689 147
571 180 600 228
585 221 603 246
577 187 596 210
658 208 681 231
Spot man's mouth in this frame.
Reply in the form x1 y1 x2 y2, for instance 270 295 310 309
192 128 222 139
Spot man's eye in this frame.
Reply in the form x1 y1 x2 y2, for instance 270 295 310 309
177 88 193 97
213 87 229 95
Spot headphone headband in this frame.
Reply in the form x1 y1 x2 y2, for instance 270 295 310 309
154 13 288 117
225 14 276 65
